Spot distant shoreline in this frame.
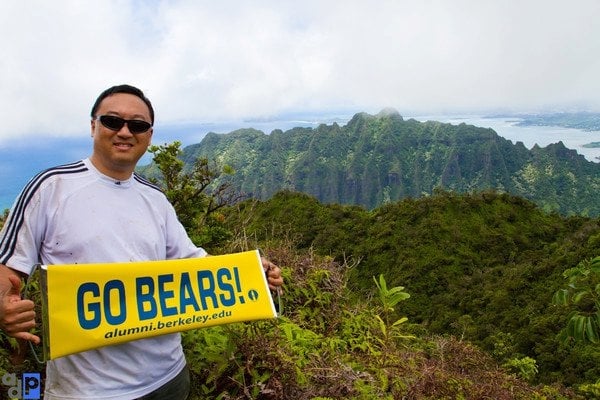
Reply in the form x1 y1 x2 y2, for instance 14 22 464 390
511 112 600 131
582 142 600 148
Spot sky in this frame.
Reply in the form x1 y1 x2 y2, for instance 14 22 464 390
0 0 599 144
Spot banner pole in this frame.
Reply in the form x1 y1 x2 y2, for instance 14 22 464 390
22 264 48 364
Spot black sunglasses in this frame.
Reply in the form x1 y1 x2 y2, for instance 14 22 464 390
96 115 152 134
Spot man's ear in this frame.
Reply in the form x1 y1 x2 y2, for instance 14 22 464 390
90 119 96 137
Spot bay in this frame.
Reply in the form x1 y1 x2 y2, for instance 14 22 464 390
412 115 600 162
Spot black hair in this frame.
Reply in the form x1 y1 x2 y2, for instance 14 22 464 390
90 84 155 124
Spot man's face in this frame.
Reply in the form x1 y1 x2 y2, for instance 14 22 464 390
90 93 153 180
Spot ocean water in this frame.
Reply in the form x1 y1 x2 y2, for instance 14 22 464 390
0 136 91 212
0 118 337 211
1 115 598 211
413 115 600 162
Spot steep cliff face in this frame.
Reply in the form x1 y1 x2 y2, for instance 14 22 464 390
182 110 600 216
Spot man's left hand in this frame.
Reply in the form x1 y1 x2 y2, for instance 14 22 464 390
261 257 284 291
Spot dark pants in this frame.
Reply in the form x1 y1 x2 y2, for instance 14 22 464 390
136 365 190 400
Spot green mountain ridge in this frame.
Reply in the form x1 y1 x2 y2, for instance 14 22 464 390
173 109 600 216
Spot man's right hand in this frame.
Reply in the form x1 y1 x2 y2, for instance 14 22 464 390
0 266 40 344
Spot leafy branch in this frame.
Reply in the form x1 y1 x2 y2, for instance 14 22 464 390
553 256 600 343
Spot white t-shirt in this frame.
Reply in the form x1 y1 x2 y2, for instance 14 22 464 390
0 158 207 399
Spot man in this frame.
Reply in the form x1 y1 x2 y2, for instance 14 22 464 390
0 84 284 399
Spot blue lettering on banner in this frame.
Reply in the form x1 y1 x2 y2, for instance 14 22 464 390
104 280 127 325
77 282 101 329
158 274 177 317
196 270 217 309
76 267 248 329
179 272 200 313
136 276 157 320
217 268 236 306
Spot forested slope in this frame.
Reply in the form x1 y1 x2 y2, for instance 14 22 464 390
3 187 598 398
229 190 600 387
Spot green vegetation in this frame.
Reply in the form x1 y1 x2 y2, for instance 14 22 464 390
232 190 600 390
553 256 600 344
2 136 600 398
171 110 600 216
140 141 240 250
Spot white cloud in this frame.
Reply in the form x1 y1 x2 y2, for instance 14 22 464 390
0 0 598 142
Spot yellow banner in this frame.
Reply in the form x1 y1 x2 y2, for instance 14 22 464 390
40 250 277 360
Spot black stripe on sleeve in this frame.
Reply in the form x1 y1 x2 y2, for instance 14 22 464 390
0 161 88 265
133 173 163 193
